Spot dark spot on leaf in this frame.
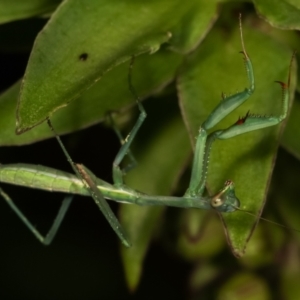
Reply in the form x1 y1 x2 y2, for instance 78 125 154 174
79 53 88 61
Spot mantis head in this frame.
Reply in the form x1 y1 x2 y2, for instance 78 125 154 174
210 180 240 212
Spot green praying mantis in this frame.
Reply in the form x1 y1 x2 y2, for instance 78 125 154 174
0 17 295 248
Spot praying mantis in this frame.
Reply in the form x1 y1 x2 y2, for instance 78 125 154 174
0 17 294 248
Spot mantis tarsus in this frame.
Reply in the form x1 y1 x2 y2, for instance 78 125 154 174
0 17 294 248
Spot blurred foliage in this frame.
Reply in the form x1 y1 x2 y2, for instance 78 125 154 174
1 0 300 299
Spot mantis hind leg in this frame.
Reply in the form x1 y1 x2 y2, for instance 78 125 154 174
112 57 147 186
1 187 72 245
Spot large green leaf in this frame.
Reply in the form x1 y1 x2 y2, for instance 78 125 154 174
0 50 183 145
16 0 219 133
178 21 295 256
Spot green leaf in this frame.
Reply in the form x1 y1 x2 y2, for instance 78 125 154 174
253 0 300 29
178 21 295 256
0 50 183 145
120 110 191 291
0 0 61 24
16 0 219 133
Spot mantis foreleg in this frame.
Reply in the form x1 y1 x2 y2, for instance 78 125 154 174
47 119 131 247
186 15 255 197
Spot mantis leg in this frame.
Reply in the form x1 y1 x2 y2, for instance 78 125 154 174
216 48 295 140
186 15 255 197
193 52 294 196
76 164 131 247
107 113 137 174
112 57 147 186
202 15 255 131
188 15 294 198
1 187 72 245
47 119 131 247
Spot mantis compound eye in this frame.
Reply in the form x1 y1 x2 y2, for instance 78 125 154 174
211 197 224 208
210 180 240 212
